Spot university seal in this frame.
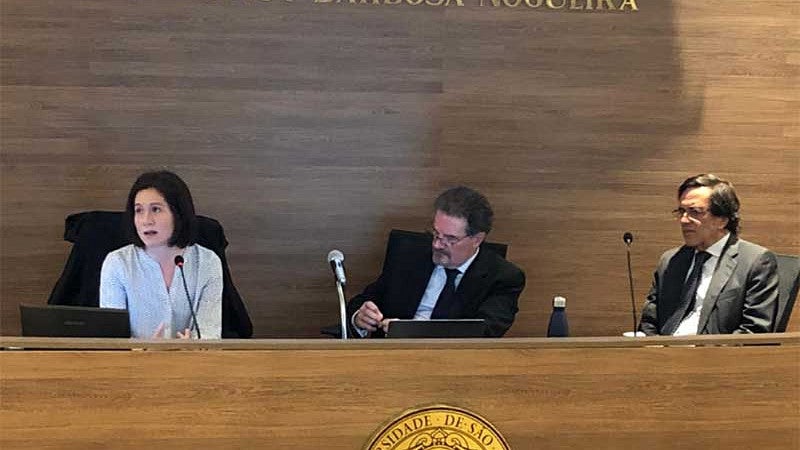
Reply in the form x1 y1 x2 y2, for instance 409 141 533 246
364 404 511 450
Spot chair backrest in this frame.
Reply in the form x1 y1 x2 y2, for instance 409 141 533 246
47 210 253 338
774 253 800 332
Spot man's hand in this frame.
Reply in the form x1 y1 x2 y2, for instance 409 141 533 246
354 301 384 332
380 318 396 333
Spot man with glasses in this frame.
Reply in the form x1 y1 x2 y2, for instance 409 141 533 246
639 174 779 335
348 186 525 337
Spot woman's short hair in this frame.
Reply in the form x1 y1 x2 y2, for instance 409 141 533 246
678 173 740 234
125 170 198 248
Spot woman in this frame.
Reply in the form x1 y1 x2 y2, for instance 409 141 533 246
100 171 222 339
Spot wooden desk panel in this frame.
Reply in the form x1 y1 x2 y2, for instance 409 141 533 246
2 336 799 449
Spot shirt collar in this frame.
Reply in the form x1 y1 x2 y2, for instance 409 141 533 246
439 247 480 274
456 247 480 273
702 232 730 259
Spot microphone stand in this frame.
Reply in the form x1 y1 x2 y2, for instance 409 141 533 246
336 281 348 340
625 243 638 337
175 256 201 339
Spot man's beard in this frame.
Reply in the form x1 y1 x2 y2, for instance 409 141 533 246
432 249 450 265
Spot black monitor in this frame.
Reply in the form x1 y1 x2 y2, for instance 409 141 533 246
385 319 486 338
19 304 131 338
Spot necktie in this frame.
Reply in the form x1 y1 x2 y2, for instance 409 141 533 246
680 251 711 318
431 268 460 319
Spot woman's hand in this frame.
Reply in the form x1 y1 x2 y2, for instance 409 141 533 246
176 328 192 339
150 322 166 339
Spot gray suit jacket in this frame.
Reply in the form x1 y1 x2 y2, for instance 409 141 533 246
639 236 778 335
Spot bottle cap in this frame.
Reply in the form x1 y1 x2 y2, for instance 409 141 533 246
553 296 566 308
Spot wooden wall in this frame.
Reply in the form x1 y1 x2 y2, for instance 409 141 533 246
1 0 798 337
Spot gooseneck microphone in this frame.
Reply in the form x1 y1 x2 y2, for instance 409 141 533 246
174 255 201 339
623 232 633 246
623 232 638 336
327 250 347 286
326 249 348 340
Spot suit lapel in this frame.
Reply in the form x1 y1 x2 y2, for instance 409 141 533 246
697 237 739 333
450 250 491 317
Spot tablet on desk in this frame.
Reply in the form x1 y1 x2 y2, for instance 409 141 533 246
385 319 486 338
20 304 131 338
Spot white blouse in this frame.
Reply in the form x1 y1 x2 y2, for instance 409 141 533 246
100 244 222 339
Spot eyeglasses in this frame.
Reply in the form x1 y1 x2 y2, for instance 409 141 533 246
672 207 709 220
426 228 470 246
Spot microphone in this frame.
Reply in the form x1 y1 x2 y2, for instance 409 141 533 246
326 250 348 340
623 232 633 246
623 232 638 337
327 250 347 286
174 255 201 339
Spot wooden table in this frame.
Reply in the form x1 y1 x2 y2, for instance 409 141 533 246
2 334 798 449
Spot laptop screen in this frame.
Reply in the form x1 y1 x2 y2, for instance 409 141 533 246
20 304 131 338
385 319 486 338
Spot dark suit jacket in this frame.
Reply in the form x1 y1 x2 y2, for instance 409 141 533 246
347 242 525 338
639 236 779 335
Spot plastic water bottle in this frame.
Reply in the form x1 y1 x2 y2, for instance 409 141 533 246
547 296 569 337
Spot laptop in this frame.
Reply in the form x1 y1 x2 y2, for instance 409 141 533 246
19 304 131 338
385 319 486 338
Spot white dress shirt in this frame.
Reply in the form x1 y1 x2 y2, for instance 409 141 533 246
413 248 479 319
673 233 731 336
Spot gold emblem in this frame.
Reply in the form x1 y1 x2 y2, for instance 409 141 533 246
364 404 511 450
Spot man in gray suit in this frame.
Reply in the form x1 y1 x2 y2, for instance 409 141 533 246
639 174 779 335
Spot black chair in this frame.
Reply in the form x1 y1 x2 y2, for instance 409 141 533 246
47 211 253 338
774 253 800 332
321 229 509 337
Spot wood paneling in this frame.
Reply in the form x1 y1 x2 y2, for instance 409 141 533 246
1 335 799 449
1 0 798 337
